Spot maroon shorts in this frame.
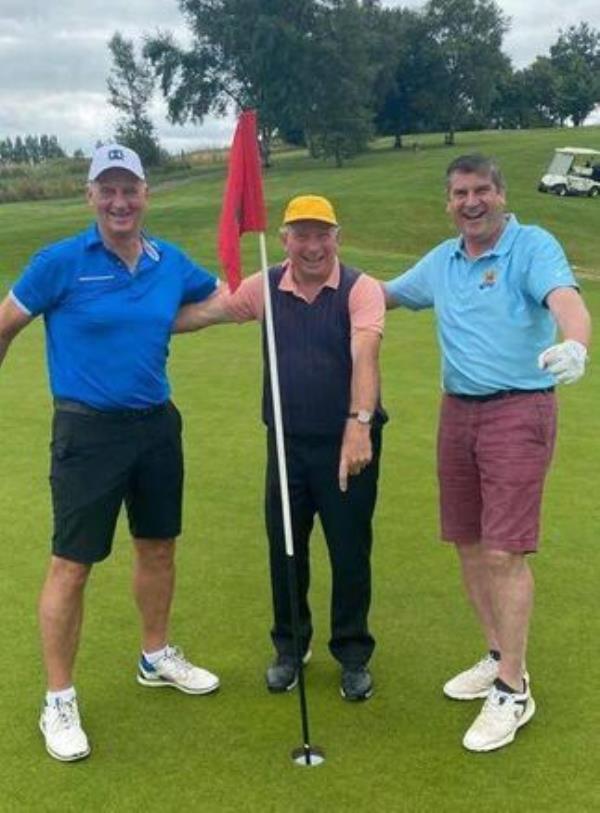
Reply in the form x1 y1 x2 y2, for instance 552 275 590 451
437 391 557 553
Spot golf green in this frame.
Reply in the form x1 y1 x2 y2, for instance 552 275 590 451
1 129 599 811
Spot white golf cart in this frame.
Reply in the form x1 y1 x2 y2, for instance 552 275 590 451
538 147 600 197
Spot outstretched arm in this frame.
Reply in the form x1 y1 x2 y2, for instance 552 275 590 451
382 280 402 310
173 288 235 333
546 287 591 347
173 273 264 333
0 295 32 367
338 329 381 492
538 287 591 384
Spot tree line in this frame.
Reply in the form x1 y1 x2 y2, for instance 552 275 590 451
106 0 599 168
0 135 66 166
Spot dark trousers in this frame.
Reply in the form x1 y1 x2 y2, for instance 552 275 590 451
265 427 381 668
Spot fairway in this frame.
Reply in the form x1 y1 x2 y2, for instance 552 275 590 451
1 130 600 812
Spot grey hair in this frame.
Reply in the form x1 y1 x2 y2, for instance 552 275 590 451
279 223 341 236
445 154 506 193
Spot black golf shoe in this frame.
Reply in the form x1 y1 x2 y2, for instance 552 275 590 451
266 650 311 693
340 665 373 701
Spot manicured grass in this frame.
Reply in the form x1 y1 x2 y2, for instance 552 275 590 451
1 129 599 811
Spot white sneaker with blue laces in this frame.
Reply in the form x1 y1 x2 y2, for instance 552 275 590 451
39 697 91 762
137 645 220 695
462 679 536 752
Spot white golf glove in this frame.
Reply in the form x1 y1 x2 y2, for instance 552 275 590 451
537 339 588 385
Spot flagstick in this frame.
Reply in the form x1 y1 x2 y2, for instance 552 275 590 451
259 233 324 768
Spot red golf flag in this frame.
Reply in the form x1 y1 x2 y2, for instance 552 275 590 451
218 110 267 292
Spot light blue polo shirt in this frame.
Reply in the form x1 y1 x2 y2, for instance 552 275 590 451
385 215 577 395
11 223 217 409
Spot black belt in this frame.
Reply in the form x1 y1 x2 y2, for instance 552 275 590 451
54 398 169 418
448 387 555 403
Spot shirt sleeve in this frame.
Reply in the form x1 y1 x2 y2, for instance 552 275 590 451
180 253 219 304
11 247 70 316
222 272 264 322
348 274 385 335
384 249 436 310
521 228 577 305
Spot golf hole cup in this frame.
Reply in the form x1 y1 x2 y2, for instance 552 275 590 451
291 746 326 766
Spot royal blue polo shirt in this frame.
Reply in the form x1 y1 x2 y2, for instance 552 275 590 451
385 215 577 395
11 223 217 409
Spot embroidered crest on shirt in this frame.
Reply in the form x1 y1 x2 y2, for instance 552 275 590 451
479 269 497 290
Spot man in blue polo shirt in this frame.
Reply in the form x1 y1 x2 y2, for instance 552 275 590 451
385 154 591 753
0 144 220 762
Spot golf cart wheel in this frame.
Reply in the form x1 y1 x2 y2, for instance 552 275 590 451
555 185 567 197
588 186 599 198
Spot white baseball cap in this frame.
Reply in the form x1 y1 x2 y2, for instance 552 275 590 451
88 144 145 182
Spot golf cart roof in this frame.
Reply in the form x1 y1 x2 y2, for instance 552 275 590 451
556 147 600 157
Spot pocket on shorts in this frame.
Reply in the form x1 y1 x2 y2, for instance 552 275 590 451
49 436 87 478
167 401 183 434
51 442 72 462
50 413 101 470
533 395 557 454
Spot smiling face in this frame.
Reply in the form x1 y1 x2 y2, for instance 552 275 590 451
281 220 339 284
446 170 506 257
87 168 148 243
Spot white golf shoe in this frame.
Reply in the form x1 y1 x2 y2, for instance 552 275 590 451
137 645 220 695
39 697 90 762
462 679 536 752
443 654 499 700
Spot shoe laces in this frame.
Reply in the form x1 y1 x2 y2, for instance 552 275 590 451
50 698 80 730
471 654 497 675
160 645 193 678
479 686 523 720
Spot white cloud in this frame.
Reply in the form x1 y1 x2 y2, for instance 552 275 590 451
385 0 600 67
1 0 599 156
0 0 232 155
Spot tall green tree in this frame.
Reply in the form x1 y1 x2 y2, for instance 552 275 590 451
550 23 600 126
303 0 375 166
144 0 317 167
521 57 561 126
12 136 28 164
39 135 65 160
423 0 509 144
373 7 444 147
107 33 161 166
488 65 555 130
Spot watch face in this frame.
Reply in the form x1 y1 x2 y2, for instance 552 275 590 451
357 410 373 424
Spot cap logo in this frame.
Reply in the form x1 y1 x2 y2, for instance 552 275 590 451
108 149 125 161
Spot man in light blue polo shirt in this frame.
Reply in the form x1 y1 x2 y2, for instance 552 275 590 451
0 144 221 762
386 154 591 753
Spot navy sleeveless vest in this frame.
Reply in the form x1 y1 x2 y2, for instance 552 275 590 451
262 263 360 436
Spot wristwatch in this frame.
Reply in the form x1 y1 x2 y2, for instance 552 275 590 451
348 409 373 425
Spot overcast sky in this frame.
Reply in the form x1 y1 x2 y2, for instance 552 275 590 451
1 0 599 156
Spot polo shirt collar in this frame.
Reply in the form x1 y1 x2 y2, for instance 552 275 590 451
454 214 519 259
278 257 340 299
83 223 104 249
83 223 161 263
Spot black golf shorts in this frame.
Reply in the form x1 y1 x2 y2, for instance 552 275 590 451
49 401 184 563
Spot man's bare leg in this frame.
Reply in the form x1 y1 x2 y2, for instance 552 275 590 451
485 549 533 690
39 556 91 690
132 538 175 652
455 543 499 652
133 538 220 695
